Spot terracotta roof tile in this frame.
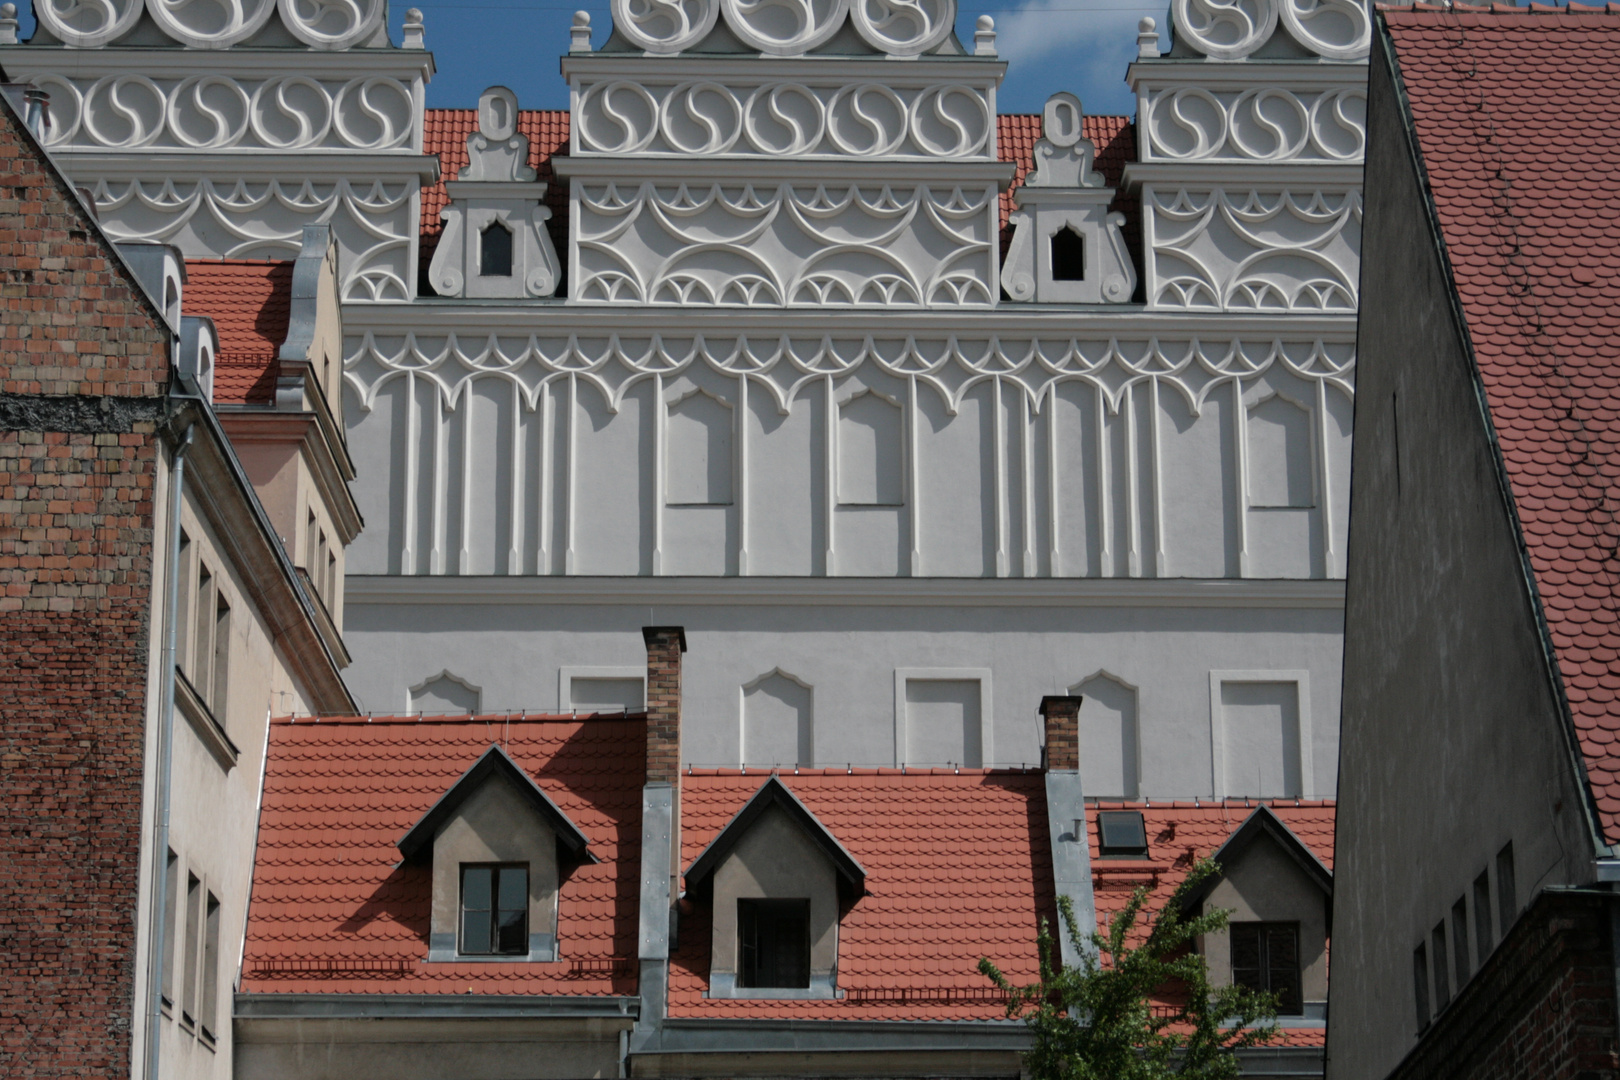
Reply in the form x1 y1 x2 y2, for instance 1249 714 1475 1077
1387 9 1620 842
181 259 293 406
241 714 645 996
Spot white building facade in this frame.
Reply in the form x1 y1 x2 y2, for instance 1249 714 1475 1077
4 0 1369 797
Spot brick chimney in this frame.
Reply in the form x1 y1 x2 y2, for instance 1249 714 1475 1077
1040 695 1082 772
643 626 686 784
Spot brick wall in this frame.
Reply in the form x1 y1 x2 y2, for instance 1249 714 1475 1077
1040 695 1082 772
0 95 171 1078
642 626 685 785
1386 889 1620 1080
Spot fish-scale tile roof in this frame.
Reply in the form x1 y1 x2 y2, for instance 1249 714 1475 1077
181 259 293 406
1087 799 1335 1046
1386 5 1620 841
241 714 645 996
667 767 1056 1022
416 109 1137 296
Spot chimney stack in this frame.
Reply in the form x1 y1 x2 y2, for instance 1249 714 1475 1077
643 626 685 783
1040 695 1082 772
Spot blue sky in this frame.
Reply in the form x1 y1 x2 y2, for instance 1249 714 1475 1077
14 0 1170 118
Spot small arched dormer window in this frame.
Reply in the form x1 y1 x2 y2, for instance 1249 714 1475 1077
1050 225 1086 282
480 221 514 278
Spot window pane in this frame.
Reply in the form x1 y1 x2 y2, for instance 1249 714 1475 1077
497 866 527 912
462 908 492 954
497 909 527 954
738 899 810 989
1230 923 1263 992
463 866 492 912
1266 925 1302 1015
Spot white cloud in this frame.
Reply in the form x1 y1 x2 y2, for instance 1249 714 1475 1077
960 0 1165 113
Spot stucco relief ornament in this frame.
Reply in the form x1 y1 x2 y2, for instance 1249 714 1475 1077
1172 0 1276 59
1277 0 1370 60
147 0 277 48
849 0 954 56
721 0 849 55
276 0 386 49
611 0 720 53
34 0 143 47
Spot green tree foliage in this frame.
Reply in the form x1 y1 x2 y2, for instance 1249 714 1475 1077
979 859 1278 1080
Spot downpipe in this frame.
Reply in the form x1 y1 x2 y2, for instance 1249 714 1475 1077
142 422 193 1080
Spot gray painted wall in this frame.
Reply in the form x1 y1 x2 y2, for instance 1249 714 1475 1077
1326 35 1597 1080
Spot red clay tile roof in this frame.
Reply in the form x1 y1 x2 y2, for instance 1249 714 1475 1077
182 259 292 406
668 767 1055 1021
241 714 645 996
417 109 1138 295
1088 799 1335 1045
1387 7 1620 842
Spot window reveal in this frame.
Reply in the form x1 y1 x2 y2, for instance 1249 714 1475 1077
480 221 514 278
738 898 811 989
1050 225 1085 281
1229 921 1302 1015
461 864 529 956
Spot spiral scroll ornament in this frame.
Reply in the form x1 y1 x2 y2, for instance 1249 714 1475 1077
611 0 720 53
147 0 277 48
720 0 849 54
849 0 954 56
1171 0 1276 59
276 0 386 49
1277 0 1370 60
34 0 143 48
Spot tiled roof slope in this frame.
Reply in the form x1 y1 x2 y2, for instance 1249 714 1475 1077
1386 6 1620 841
181 259 292 406
241 714 644 996
668 767 1056 1021
420 109 570 286
1088 799 1335 1047
417 110 1137 291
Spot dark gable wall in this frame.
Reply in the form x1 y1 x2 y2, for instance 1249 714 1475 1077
0 97 171 1077
1326 24 1596 1080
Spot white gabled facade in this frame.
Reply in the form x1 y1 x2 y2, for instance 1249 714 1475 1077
4 0 1368 797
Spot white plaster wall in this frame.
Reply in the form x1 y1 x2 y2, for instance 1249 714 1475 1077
340 581 1344 796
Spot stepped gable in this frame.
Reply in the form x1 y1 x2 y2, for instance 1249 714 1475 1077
416 109 1137 281
420 109 570 282
1386 5 1620 842
668 767 1055 1021
240 713 645 996
183 259 293 406
1088 798 1335 1046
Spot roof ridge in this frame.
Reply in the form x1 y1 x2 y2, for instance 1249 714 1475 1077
1385 1 1620 12
272 711 649 725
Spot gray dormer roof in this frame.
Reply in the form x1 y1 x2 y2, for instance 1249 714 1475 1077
396 743 594 865
685 774 866 898
1178 804 1334 914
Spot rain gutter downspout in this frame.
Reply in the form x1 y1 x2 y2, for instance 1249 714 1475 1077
143 421 193 1080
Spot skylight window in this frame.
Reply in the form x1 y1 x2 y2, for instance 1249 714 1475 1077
1097 810 1149 857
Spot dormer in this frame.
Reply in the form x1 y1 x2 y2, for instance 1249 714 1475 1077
398 744 594 962
113 241 184 332
685 776 864 999
1180 805 1333 1018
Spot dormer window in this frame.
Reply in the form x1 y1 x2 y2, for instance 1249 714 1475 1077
396 744 594 963
480 221 513 277
1050 225 1086 281
461 864 529 956
686 776 865 1000
1231 921 1302 1015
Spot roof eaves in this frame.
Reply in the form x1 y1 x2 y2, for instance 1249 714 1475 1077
396 742 595 864
1379 13 1616 857
684 775 866 897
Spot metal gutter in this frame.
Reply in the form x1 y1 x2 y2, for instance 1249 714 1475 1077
642 1017 1030 1055
234 993 640 1020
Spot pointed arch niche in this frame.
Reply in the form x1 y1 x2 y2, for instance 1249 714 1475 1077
1246 392 1315 509
408 670 482 715
740 669 813 767
1069 670 1139 799
666 387 735 506
837 388 904 506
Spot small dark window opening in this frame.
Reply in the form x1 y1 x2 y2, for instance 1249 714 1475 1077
480 221 514 277
1431 921 1450 1010
461 864 528 956
738 898 810 989
1496 841 1517 934
1231 922 1302 1015
1097 810 1149 857
1050 225 1086 281
1473 870 1493 960
1451 896 1471 986
1413 942 1430 1031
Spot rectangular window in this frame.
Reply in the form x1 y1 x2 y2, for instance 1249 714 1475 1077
161 849 179 1008
181 872 201 1027
1097 810 1149 857
1474 870 1493 960
174 533 192 679
738 898 811 990
1229 922 1302 1015
1413 942 1430 1031
199 891 221 1042
1497 842 1517 935
192 567 214 698
460 864 528 956
1451 896 1471 986
210 595 230 721
1431 921 1450 1010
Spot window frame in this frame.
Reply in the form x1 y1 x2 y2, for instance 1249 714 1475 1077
1228 920 1303 1016
458 862 530 958
737 897 812 991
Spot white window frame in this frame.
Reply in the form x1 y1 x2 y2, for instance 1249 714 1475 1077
558 666 646 713
1208 669 1314 799
893 667 994 768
